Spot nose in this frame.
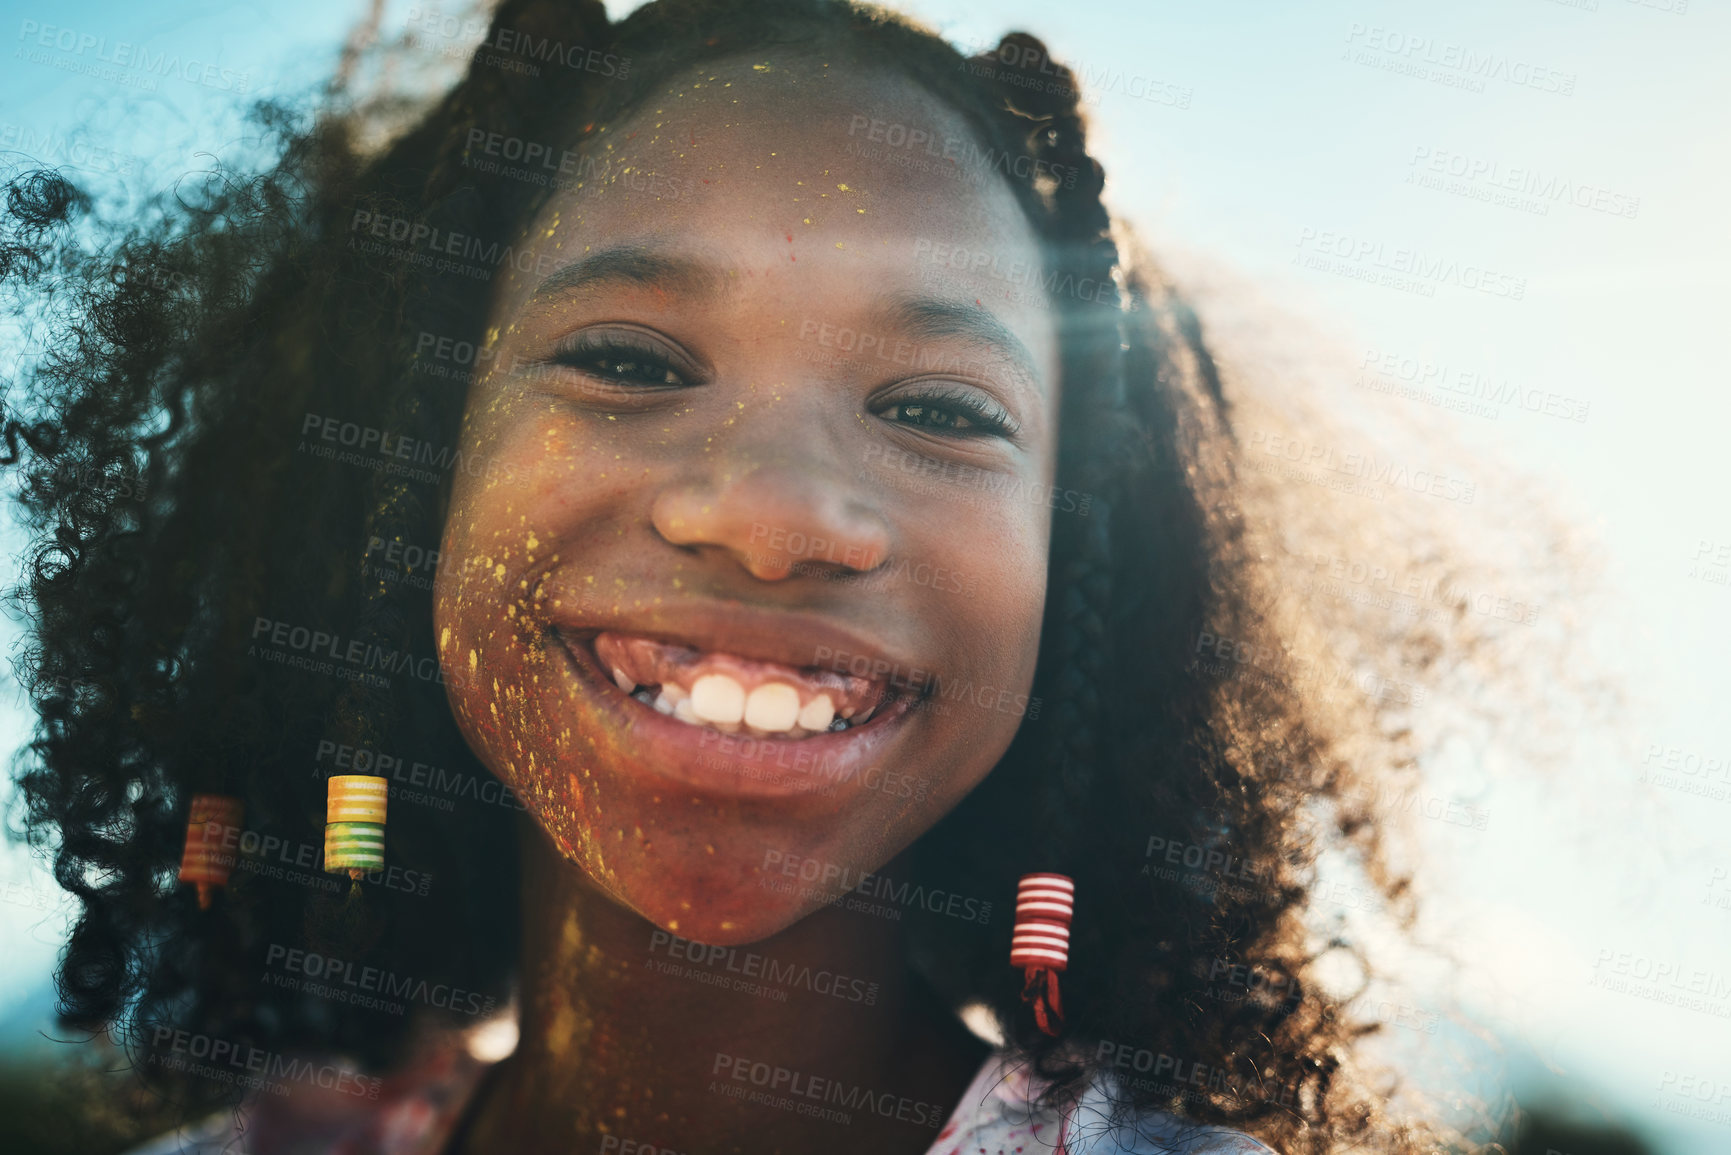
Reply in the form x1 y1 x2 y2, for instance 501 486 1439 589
651 456 891 582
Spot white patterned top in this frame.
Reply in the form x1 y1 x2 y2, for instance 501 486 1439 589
127 1042 1274 1154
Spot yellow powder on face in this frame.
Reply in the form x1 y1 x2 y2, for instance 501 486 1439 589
562 907 582 955
546 1000 580 1057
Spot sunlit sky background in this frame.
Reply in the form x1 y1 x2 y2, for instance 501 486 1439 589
1 0 1727 1150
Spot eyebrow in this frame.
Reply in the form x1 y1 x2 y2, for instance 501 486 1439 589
527 247 1044 387
528 245 727 308
879 295 1042 387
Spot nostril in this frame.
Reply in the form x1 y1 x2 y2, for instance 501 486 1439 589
650 475 891 581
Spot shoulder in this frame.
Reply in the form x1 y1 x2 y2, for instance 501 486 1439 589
927 1051 1275 1155
119 1028 494 1155
1064 1069 1278 1154
119 1113 240 1155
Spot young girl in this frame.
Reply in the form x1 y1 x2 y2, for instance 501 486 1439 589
4 1 1435 1151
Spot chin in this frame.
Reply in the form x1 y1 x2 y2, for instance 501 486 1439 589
552 819 854 946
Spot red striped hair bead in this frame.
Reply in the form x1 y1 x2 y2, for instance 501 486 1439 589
1011 873 1073 1037
178 794 244 910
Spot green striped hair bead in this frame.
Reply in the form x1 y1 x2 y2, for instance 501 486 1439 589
324 822 385 873
325 774 388 879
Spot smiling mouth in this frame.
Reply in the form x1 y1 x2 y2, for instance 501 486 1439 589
568 630 906 741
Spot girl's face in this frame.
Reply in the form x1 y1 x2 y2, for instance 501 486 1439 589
435 58 1062 944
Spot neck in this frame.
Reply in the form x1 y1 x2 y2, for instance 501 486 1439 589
458 823 984 1155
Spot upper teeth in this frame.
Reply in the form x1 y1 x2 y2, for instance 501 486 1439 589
743 682 801 732
638 672 846 737
796 694 835 731
593 633 882 739
691 674 747 727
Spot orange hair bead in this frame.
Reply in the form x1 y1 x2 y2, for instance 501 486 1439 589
178 794 244 910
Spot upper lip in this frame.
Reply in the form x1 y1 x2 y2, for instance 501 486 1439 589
548 604 930 693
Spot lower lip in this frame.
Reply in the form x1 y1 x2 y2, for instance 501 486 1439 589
553 630 919 804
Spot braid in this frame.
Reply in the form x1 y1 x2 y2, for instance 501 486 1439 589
1036 504 1114 872
941 33 1145 1056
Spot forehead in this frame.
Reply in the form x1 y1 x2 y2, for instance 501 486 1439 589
553 53 1035 236
492 56 1056 375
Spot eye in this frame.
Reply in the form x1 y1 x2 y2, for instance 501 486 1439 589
876 386 1019 440
550 332 692 387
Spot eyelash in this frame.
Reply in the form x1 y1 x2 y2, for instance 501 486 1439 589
551 334 691 388
548 336 1018 440
874 387 1020 440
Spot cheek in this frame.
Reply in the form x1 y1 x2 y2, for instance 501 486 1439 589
936 504 1051 671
